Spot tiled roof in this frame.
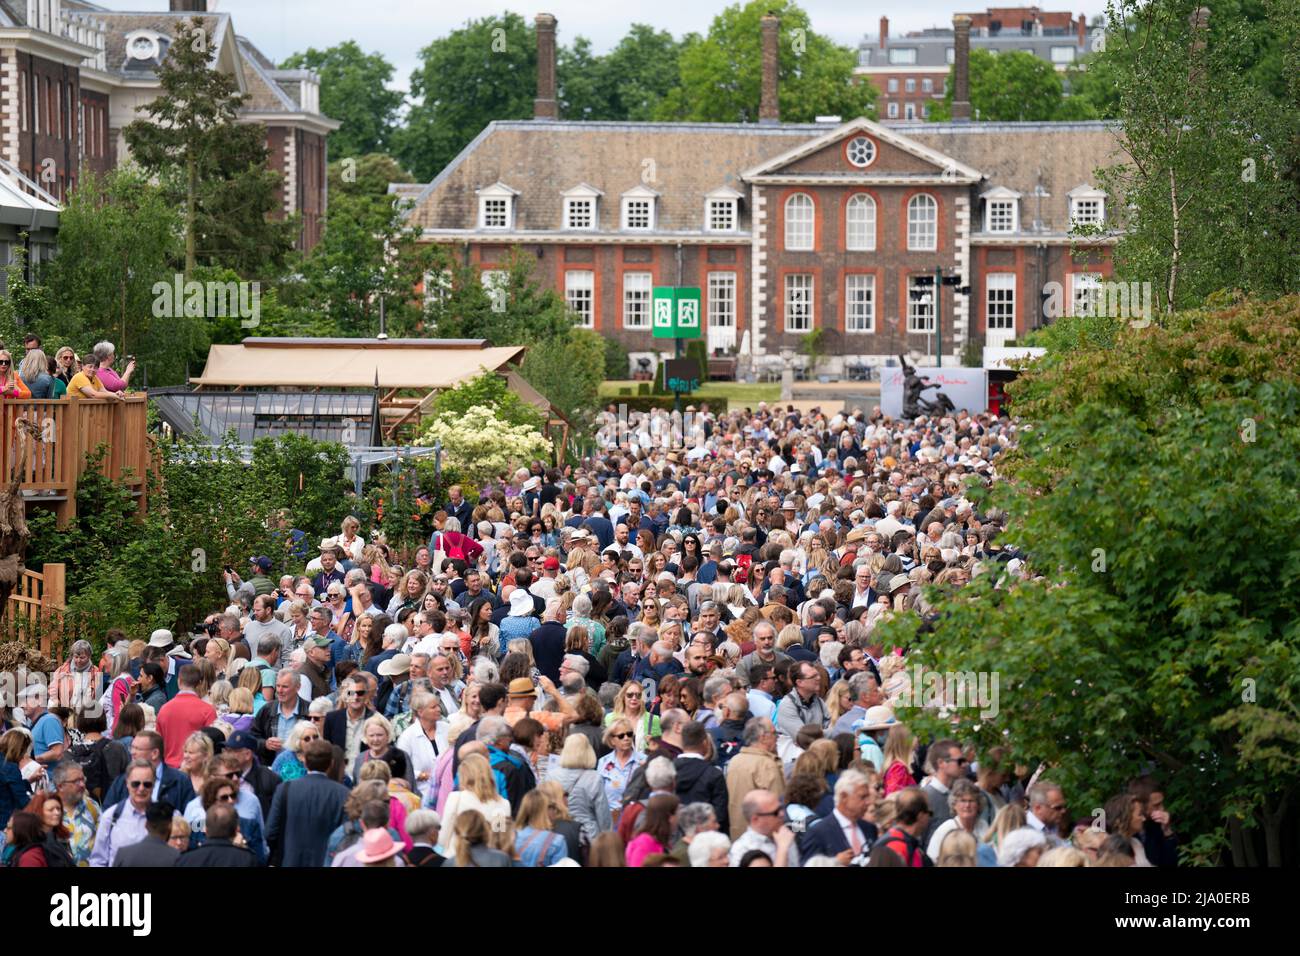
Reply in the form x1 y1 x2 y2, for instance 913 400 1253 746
406 118 1125 239
895 121 1123 233
92 11 229 75
406 121 832 233
235 36 297 112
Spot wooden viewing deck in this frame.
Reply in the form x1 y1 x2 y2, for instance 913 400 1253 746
2 395 152 526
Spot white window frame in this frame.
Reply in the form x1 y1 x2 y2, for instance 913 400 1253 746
887 78 898 93
904 78 916 93
423 270 452 309
623 272 652 329
565 270 595 328
889 48 917 65
477 182 519 230
621 187 658 232
987 199 1018 233
784 273 814 332
707 198 737 233
1070 194 1105 228
481 269 508 313
845 193 876 251
946 47 955 64
986 273 1016 330
907 193 938 251
1051 46 1076 63
845 136 876 168
904 103 916 120
1070 272 1103 317
922 78 933 92
707 272 736 331
845 274 875 333
907 276 935 333
784 193 814 251
887 102 899 119
564 197 595 230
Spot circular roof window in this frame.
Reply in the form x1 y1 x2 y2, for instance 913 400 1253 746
846 136 877 168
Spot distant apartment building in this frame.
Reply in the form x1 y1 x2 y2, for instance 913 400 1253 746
0 0 337 264
857 7 1097 120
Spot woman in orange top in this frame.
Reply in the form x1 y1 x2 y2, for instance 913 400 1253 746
0 350 30 399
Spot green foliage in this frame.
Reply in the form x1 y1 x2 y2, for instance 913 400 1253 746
429 371 545 433
35 169 203 387
249 432 355 536
559 25 685 121
797 326 826 369
656 0 874 122
929 49 1090 122
427 248 573 345
395 13 537 182
684 339 709 383
881 294 1300 865
603 336 630 380
520 328 604 429
0 247 49 348
1092 0 1300 310
281 154 437 338
281 42 403 158
123 16 294 277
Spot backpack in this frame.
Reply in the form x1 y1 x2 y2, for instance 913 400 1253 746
441 533 466 562
734 552 753 583
68 738 111 801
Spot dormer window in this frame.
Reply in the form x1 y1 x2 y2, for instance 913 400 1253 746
123 28 170 68
562 183 603 230
477 182 519 230
1068 185 1106 227
981 186 1022 234
621 185 658 232
704 186 742 233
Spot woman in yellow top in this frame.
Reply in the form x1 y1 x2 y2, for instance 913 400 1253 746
66 354 124 401
0 350 30 399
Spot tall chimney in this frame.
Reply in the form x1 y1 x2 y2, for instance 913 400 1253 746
169 0 208 11
759 12 780 124
534 13 558 120
951 15 972 121
879 16 889 49
1077 12 1087 47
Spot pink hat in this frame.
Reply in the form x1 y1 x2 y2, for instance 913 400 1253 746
355 828 403 865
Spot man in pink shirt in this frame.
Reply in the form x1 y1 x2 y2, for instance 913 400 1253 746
155 664 216 767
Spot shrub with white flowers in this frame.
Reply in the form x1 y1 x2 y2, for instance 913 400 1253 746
415 404 549 489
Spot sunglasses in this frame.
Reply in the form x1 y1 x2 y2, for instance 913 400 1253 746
217 793 236 803
0 361 9 367
611 732 635 740
128 780 153 789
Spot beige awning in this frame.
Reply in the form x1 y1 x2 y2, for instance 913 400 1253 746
190 339 528 390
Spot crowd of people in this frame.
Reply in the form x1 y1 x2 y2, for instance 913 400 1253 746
0 399 1179 868
0 333 135 402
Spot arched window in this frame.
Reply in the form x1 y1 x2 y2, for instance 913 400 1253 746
845 194 876 251
907 193 938 251
784 193 814 251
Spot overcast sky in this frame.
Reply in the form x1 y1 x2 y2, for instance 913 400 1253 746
94 1 1108 93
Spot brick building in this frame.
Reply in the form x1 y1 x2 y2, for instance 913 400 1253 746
857 7 1096 120
402 12 1122 375
0 0 336 258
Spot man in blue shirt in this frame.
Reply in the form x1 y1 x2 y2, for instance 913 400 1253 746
19 684 65 766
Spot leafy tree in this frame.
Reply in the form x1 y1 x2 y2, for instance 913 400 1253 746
559 25 685 121
280 42 403 157
881 295 1300 866
124 16 294 277
427 248 573 345
1091 0 1300 312
520 328 605 429
34 169 204 387
249 432 355 535
655 0 874 123
283 154 437 338
395 13 536 182
429 370 545 433
929 49 1087 122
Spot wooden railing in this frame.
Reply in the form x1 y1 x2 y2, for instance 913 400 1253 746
1 395 151 526
3 563 65 656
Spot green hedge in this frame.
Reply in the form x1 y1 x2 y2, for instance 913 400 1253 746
602 395 729 413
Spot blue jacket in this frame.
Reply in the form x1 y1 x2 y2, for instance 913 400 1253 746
0 757 30 830
801 812 877 864
265 771 350 867
487 746 535 815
